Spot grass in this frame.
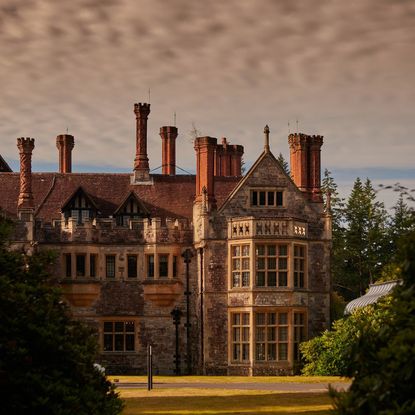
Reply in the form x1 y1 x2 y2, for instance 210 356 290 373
109 375 349 384
112 376 347 414
120 388 333 414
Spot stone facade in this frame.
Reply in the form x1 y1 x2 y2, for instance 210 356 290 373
0 103 331 375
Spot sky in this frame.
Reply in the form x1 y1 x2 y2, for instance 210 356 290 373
1 0 414 209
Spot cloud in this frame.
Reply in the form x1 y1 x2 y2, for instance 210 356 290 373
0 0 414 183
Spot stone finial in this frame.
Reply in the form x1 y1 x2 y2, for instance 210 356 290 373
264 125 270 152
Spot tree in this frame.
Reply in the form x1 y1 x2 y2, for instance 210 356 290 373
0 218 123 414
331 225 415 414
342 178 388 296
300 303 389 376
277 152 290 176
320 169 348 306
389 194 415 250
188 122 202 143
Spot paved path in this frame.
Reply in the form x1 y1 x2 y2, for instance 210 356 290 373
115 381 349 392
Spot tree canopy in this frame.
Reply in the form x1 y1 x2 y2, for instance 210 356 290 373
0 217 123 414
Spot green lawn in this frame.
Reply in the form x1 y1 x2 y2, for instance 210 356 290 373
120 389 333 415
114 376 346 414
109 375 348 384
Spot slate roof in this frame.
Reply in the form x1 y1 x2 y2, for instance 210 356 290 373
0 172 239 222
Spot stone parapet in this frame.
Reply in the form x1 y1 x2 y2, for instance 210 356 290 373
35 217 192 245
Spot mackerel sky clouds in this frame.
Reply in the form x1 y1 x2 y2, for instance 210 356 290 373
1 0 414 206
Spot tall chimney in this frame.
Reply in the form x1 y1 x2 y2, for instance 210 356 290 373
133 102 151 181
309 135 323 202
214 138 244 177
195 136 217 209
230 144 244 176
56 134 74 173
288 133 323 201
160 126 178 175
17 137 35 210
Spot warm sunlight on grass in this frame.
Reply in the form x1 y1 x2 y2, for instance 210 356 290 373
109 375 348 384
120 388 333 415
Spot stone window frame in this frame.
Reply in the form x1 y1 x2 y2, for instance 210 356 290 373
229 311 250 363
105 254 116 279
62 251 99 279
127 254 138 278
250 188 284 208
255 243 289 288
293 311 307 361
293 244 307 288
100 318 139 353
254 310 289 362
76 253 86 277
144 247 181 280
230 243 251 288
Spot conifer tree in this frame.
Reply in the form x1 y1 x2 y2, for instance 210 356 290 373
343 178 388 295
320 169 348 309
277 152 290 175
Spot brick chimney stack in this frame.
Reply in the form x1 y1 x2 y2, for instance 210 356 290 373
160 126 178 175
133 102 151 181
56 134 74 173
17 137 35 210
195 136 217 209
288 133 323 202
214 137 244 177
230 144 244 176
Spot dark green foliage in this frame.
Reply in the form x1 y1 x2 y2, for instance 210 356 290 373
331 228 415 414
337 178 388 298
300 304 388 376
321 169 349 306
0 218 123 414
277 152 290 176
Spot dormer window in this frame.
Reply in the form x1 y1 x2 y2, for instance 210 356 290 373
114 192 149 226
251 189 283 207
62 187 97 224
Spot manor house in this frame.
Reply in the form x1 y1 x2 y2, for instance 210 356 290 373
0 103 331 375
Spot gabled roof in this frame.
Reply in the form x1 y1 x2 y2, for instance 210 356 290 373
113 191 150 216
219 149 305 213
0 155 12 172
0 172 239 221
61 186 100 212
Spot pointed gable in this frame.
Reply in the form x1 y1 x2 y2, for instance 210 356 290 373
114 191 150 226
61 186 99 224
0 155 12 172
219 150 315 219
